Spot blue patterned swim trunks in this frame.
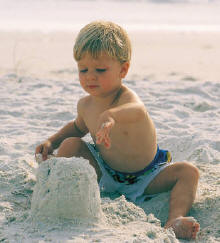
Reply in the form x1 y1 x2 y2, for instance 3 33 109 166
86 143 173 203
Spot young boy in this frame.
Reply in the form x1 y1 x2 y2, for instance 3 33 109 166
35 21 200 240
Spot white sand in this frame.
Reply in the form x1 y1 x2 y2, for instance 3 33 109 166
0 30 220 242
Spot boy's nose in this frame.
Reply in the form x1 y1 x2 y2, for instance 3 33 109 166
86 71 97 81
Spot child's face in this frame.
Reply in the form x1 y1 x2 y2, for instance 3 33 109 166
77 52 129 98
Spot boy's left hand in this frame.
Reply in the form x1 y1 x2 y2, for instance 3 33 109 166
96 114 115 149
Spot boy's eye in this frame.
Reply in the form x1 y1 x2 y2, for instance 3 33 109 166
96 69 106 73
80 69 88 73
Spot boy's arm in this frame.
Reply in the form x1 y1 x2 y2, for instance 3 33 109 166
106 88 147 124
96 101 147 148
106 102 146 124
48 99 89 149
35 99 89 160
47 118 88 150
49 97 89 149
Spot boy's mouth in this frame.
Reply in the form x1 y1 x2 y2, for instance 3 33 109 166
87 85 99 89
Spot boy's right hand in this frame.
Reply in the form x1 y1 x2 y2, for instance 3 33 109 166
96 114 115 149
35 140 54 162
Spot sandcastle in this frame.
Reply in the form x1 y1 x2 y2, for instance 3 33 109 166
31 156 102 223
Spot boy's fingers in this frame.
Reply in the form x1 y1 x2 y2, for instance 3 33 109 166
96 125 112 147
35 145 42 154
96 135 106 145
105 137 111 148
42 147 48 160
96 129 105 139
96 136 111 148
104 140 111 149
95 135 102 144
35 145 43 159
96 131 102 137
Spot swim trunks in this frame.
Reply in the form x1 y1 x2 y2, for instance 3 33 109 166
86 143 173 204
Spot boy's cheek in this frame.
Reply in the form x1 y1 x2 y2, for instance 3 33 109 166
78 73 83 81
101 82 110 89
100 78 116 90
79 77 86 86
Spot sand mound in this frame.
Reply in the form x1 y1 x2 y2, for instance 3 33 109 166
31 157 102 223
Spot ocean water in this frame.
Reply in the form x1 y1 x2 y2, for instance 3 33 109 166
0 0 220 32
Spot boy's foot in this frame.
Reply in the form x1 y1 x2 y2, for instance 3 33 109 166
165 216 200 240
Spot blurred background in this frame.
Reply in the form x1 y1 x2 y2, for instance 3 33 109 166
0 0 219 81
0 0 219 32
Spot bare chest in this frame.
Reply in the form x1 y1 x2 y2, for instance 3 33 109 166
83 104 106 138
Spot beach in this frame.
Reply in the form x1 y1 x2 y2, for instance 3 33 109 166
1 30 220 82
0 0 220 242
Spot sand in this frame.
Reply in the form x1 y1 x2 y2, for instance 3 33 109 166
31 156 102 223
1 30 220 81
0 30 220 242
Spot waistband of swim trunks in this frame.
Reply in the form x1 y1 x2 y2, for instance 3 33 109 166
102 145 161 177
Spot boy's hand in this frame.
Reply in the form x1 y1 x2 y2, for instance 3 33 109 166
35 140 54 162
96 114 115 149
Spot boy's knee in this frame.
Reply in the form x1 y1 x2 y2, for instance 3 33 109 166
178 162 200 181
61 137 82 147
58 137 83 157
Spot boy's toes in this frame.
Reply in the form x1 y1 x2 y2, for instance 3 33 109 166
165 216 200 240
192 222 200 239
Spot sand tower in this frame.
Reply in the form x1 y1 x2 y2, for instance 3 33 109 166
31 157 102 223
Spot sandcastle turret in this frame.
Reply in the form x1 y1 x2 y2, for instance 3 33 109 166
31 157 102 223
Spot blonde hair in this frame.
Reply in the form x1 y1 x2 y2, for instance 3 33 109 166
73 21 131 63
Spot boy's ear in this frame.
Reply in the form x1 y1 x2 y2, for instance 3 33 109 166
120 62 130 78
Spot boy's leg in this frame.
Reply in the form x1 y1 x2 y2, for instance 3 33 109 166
56 137 102 182
144 162 200 240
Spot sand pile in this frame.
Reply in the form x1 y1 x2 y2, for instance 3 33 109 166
31 156 102 223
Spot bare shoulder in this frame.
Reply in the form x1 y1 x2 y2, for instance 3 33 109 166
119 85 152 121
75 96 91 134
77 95 92 114
119 85 144 104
